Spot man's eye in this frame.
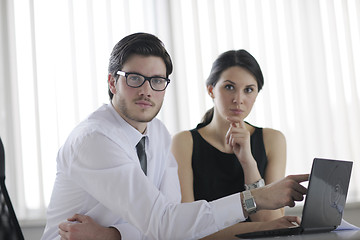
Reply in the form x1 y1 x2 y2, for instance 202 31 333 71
152 78 164 84
129 75 142 81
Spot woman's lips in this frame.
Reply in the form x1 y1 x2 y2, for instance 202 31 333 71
230 109 244 114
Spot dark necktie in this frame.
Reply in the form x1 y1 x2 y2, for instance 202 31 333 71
136 137 147 175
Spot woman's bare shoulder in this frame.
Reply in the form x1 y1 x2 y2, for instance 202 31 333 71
171 130 193 155
262 128 286 159
262 128 285 142
172 130 193 143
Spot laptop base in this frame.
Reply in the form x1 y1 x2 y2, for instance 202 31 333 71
236 226 303 239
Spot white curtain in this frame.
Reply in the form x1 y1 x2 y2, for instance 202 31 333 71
168 0 360 201
0 0 359 222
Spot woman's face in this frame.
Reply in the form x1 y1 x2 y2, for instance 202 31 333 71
208 66 259 121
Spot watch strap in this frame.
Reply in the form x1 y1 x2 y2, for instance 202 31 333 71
245 178 265 190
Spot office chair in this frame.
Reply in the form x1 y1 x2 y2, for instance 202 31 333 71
0 137 25 240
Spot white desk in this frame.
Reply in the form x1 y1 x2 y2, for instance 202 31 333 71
244 230 360 240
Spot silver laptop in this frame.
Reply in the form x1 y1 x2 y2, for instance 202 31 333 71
236 158 353 239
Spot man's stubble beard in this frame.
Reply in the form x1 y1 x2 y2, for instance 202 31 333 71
119 97 163 123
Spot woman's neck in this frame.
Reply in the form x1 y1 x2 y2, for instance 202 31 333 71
201 113 234 153
200 110 254 153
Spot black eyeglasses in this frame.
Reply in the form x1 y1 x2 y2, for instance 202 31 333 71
116 71 170 91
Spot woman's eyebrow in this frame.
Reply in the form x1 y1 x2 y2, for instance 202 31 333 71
224 80 236 84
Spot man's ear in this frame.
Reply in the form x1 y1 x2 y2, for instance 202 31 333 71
207 85 214 98
108 74 117 95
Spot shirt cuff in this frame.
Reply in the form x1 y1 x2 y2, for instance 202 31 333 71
111 222 141 240
209 193 246 229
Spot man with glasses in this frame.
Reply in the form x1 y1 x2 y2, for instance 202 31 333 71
42 33 308 240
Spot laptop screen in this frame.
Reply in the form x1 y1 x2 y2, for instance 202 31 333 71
301 158 353 231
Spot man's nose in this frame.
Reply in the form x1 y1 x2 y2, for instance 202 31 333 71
139 80 152 96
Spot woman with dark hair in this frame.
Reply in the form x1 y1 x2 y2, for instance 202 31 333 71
172 49 290 238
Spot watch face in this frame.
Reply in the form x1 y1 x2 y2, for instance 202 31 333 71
245 198 255 208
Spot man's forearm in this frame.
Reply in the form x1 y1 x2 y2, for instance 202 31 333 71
105 227 121 240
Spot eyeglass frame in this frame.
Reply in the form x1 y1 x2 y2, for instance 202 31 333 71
116 71 170 91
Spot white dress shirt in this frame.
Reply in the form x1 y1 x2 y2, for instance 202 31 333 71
41 103 246 240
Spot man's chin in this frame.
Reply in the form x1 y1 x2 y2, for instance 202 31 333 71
136 116 155 123
119 102 162 123
131 110 160 123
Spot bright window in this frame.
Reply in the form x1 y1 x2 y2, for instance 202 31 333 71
1 0 359 221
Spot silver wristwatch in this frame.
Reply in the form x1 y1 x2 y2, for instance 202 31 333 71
242 190 257 215
245 178 265 190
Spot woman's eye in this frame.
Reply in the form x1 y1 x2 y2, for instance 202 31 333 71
225 85 234 90
245 87 254 93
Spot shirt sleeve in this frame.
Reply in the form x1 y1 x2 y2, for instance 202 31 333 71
158 152 182 203
67 132 246 240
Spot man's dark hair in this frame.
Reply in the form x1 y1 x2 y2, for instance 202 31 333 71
108 32 173 99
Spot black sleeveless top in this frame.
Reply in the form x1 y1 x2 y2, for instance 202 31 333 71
190 123 268 202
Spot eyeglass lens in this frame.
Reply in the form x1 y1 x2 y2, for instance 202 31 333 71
127 73 168 91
